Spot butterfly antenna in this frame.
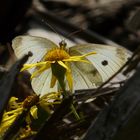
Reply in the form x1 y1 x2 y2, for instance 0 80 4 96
62 28 83 44
41 19 64 41
66 28 83 39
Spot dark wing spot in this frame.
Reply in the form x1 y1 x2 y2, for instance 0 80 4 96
102 60 108 66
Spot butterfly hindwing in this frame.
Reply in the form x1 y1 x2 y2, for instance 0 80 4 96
70 60 103 90
31 69 58 96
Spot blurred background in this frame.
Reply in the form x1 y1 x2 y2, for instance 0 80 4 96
0 1 140 140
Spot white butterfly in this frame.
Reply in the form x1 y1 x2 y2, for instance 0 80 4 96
12 35 130 96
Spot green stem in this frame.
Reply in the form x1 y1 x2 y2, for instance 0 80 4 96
51 63 80 120
58 79 80 120
70 104 80 120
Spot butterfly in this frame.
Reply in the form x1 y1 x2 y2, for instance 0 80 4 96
12 35 130 96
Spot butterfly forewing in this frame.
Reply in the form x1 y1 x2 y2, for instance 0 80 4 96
12 36 58 71
69 44 130 82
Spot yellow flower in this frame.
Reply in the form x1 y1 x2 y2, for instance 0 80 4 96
18 125 37 139
12 35 129 96
21 45 96 92
0 97 23 135
0 93 61 136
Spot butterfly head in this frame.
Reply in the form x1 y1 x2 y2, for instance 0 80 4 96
59 40 67 50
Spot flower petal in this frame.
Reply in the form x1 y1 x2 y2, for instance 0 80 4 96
64 58 91 64
66 70 73 92
21 62 47 72
65 63 73 91
58 61 71 72
31 63 51 79
50 74 57 88
30 105 38 119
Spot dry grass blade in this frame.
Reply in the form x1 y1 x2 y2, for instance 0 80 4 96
0 54 31 123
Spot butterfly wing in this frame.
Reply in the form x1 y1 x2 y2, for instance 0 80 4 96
31 69 58 96
12 35 59 95
70 62 102 90
12 35 58 66
69 44 130 86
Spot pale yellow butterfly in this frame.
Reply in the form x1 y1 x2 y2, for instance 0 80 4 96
12 35 130 96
